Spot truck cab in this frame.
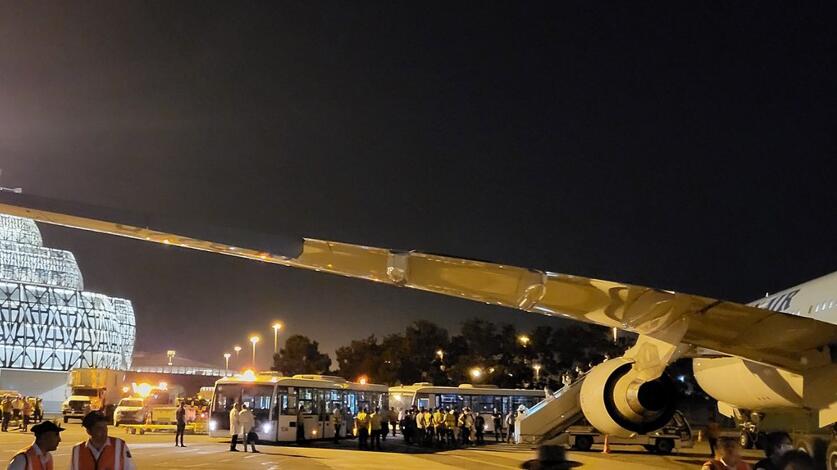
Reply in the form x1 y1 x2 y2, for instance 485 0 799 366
62 386 106 423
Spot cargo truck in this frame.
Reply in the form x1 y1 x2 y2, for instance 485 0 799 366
61 368 125 423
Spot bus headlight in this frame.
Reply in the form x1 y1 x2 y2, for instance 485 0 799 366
209 420 217 431
262 422 272 433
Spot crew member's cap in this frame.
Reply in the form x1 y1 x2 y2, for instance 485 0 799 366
31 421 65 435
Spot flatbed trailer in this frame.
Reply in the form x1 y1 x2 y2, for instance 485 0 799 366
121 422 207 435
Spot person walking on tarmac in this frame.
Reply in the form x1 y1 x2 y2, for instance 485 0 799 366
6 420 64 470
369 407 383 450
70 411 136 470
355 407 370 450
229 401 242 451
239 404 258 453
175 402 187 447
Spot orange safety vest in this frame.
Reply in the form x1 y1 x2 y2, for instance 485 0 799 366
71 437 128 470
12 445 53 470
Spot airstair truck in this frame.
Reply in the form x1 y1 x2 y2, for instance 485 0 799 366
61 368 124 423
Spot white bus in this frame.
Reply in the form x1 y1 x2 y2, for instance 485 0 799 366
208 372 387 443
388 383 544 433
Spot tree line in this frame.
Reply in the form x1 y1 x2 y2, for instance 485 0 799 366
271 319 629 390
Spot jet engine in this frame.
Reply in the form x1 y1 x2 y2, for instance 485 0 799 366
579 357 677 436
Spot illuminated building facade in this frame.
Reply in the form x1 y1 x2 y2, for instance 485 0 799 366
0 214 136 371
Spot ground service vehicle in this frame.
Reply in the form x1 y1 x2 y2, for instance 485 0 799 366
113 398 146 426
208 372 387 443
4 186 836 468
555 411 693 454
62 368 124 422
389 383 542 434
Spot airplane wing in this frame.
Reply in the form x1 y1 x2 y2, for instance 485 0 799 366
0 191 834 373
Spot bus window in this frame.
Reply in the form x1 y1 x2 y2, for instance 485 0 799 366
438 393 460 410
213 384 241 412
274 387 289 419
390 392 414 412
240 385 274 421
297 388 319 415
472 395 496 413
325 390 342 416
416 393 431 410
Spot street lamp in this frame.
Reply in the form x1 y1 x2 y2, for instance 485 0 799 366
469 367 482 381
223 353 231 374
533 364 541 384
518 335 530 346
167 350 176 366
272 322 283 355
436 349 444 361
250 336 260 369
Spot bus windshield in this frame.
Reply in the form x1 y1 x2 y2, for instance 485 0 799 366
213 384 274 420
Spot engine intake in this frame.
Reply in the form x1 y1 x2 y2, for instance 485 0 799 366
580 357 676 436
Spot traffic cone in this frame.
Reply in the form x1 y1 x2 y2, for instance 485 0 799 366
602 434 611 454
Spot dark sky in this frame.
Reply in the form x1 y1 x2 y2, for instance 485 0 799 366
1 2 835 370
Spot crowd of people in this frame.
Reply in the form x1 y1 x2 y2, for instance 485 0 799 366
700 433 816 470
395 405 522 448
1 395 43 433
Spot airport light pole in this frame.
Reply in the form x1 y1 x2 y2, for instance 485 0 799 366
234 345 241 368
224 353 231 375
250 336 259 369
272 322 282 355
518 335 530 347
533 364 541 385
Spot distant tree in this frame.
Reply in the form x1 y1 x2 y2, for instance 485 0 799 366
272 334 332 375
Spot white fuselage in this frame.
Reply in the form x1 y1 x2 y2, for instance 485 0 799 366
693 270 837 428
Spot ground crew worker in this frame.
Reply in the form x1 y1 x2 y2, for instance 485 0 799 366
2 397 13 432
369 407 382 450
355 407 370 450
444 409 457 446
175 402 186 447
21 399 33 433
71 411 136 470
415 408 426 444
6 420 64 470
432 407 445 446
422 408 434 446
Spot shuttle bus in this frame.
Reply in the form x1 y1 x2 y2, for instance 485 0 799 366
388 383 543 434
208 372 387 443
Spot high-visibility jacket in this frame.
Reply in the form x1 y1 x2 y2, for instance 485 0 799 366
11 445 53 470
444 412 456 428
369 412 382 431
355 412 370 433
71 437 129 470
432 411 445 429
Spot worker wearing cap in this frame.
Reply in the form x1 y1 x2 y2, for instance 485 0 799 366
6 420 64 470
70 412 135 470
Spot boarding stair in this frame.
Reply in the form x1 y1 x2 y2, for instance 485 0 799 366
516 373 587 445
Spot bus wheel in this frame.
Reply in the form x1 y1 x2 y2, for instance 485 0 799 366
826 440 837 470
655 438 674 455
574 435 593 452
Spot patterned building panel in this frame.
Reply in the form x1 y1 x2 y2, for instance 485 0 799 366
0 215 136 371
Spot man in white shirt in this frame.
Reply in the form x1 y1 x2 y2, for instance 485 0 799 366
229 402 242 451
6 420 64 470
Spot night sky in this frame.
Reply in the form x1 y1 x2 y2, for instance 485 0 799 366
1 2 835 370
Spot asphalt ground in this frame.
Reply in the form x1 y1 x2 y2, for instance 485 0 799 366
0 422 766 469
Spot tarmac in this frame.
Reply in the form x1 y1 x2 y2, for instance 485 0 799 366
0 421 766 469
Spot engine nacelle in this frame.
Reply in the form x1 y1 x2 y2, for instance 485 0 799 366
580 357 677 437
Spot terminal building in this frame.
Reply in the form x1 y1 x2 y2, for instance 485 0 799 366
0 214 136 410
